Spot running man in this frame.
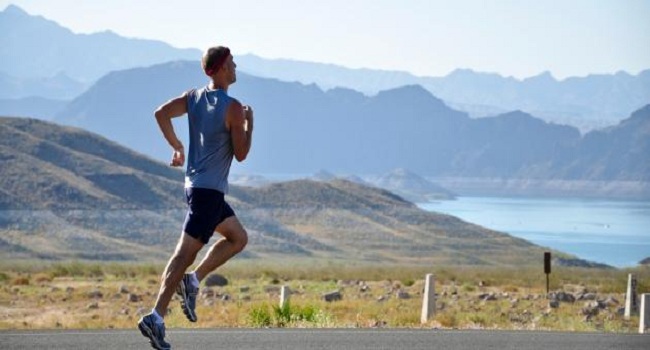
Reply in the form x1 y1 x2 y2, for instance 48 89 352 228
138 46 253 350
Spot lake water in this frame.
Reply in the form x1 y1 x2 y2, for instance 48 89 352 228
417 197 650 268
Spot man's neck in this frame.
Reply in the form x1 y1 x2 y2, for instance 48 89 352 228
209 80 229 91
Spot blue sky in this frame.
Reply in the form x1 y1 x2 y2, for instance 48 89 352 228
3 0 649 79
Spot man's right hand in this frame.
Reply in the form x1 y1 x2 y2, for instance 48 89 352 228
170 145 185 167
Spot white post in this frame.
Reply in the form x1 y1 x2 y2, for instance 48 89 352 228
625 274 638 319
640 294 650 334
280 285 290 308
421 274 435 324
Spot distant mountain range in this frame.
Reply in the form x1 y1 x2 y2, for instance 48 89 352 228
237 54 650 130
1 116 581 266
2 4 649 132
50 60 650 199
0 4 198 101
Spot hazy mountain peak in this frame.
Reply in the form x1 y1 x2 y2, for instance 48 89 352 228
524 71 556 83
312 169 336 181
494 110 536 121
2 5 199 82
2 4 28 16
625 104 650 124
374 84 442 103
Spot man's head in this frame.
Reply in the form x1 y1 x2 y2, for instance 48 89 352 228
202 46 236 83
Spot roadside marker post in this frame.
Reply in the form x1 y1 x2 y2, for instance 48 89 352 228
280 285 290 308
625 274 638 320
640 294 650 334
421 274 436 324
544 252 551 295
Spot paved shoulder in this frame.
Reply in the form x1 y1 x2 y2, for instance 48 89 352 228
1 329 648 350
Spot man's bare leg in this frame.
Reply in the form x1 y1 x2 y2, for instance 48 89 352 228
154 232 204 316
193 216 248 281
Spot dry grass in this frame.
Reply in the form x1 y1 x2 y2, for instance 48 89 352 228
0 260 647 332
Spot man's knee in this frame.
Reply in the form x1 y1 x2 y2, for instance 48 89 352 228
233 228 248 253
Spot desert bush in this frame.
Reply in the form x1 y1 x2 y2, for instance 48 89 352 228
249 303 272 327
249 302 325 327
11 277 30 285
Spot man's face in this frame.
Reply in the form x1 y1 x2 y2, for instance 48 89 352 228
225 55 237 83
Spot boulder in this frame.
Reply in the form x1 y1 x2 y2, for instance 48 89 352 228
549 291 575 303
87 290 103 299
323 290 342 302
204 274 228 287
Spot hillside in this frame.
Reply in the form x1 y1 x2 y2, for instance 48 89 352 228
0 117 564 265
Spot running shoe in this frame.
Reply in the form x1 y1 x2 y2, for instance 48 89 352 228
176 273 199 322
138 313 171 350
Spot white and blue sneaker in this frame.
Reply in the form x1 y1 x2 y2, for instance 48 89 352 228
176 273 199 322
138 313 171 350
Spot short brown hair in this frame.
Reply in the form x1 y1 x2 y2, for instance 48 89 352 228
202 46 231 76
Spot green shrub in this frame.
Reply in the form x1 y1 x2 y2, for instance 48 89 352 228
250 302 325 327
249 304 272 327
402 279 415 287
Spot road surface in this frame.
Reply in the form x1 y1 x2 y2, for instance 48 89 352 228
1 328 647 349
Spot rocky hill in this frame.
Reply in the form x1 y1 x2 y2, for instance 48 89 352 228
0 117 568 265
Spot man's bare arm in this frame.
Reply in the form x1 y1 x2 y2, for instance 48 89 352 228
226 100 254 162
155 93 188 167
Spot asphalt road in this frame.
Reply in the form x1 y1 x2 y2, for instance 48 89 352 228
1 328 648 350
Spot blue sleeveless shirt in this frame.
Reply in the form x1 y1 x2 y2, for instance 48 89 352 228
184 87 234 193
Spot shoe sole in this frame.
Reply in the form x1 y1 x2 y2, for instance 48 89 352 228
138 320 170 350
176 281 198 322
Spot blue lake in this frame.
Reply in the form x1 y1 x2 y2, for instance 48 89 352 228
417 197 650 268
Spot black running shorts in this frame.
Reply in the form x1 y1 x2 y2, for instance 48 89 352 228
182 187 235 244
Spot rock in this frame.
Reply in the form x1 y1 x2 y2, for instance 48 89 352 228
128 293 141 302
377 295 386 302
119 285 130 294
602 296 619 306
577 292 597 301
87 290 103 299
323 291 342 302
549 291 575 303
221 294 231 301
201 287 215 299
478 293 497 301
240 286 250 293
396 291 411 299
360 285 370 293
86 302 99 310
549 300 560 308
582 301 600 316
204 274 228 287
65 286 74 293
